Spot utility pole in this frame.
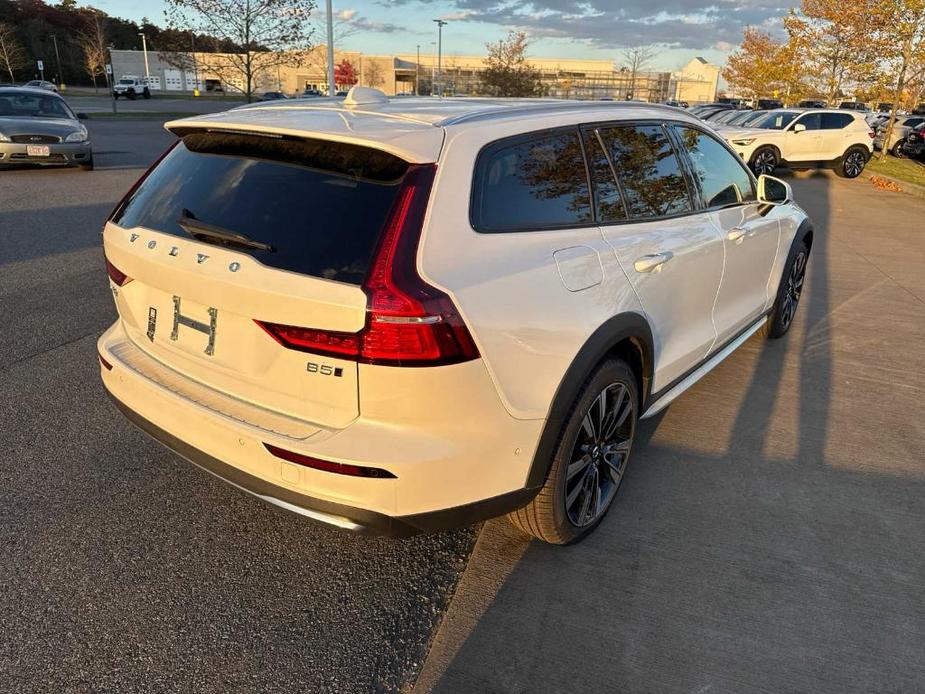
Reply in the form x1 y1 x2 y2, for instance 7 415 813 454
415 44 420 96
430 41 436 95
51 34 63 88
107 45 117 114
138 33 150 79
433 19 447 97
325 0 335 96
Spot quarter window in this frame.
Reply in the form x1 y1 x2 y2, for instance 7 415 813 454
596 124 692 219
674 127 756 208
471 130 592 232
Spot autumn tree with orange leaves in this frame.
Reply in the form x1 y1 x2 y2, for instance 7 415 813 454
722 27 806 104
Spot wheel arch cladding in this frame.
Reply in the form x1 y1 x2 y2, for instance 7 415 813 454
524 312 654 489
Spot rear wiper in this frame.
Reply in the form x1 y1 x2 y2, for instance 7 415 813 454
177 209 275 252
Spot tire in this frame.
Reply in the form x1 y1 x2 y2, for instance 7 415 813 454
509 359 638 544
143 88 151 99
760 240 809 339
79 154 94 171
128 90 137 100
750 146 779 176
112 93 118 100
835 146 868 178
890 140 906 158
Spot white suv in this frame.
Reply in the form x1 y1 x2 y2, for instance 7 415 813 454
98 89 813 544
722 109 874 178
113 76 151 100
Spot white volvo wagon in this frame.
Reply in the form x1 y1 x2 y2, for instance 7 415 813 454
98 88 813 544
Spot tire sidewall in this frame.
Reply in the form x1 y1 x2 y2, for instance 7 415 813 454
751 146 778 176
838 146 868 178
768 240 809 337
548 360 639 543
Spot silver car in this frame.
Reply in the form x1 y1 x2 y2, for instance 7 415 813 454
0 87 93 170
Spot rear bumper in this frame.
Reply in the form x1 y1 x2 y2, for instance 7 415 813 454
98 321 544 535
109 392 537 536
0 141 91 165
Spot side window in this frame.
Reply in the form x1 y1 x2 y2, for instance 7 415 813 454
821 113 854 129
582 130 626 223
794 113 822 130
471 129 592 232
597 124 692 219
674 127 756 208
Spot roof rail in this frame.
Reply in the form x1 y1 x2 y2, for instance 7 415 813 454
439 100 685 126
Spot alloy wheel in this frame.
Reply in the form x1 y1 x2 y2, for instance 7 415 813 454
753 150 777 175
564 382 635 528
780 250 807 330
844 151 866 177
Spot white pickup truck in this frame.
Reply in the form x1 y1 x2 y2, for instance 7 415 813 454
113 76 151 100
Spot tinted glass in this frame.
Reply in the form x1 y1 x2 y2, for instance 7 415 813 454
0 90 74 119
794 113 821 130
112 133 410 285
472 130 592 232
675 127 756 208
583 131 625 223
821 113 853 129
598 125 692 219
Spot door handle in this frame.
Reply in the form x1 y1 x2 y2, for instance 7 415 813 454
634 252 673 273
727 227 748 242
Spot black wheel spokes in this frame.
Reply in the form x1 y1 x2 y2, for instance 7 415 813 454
845 152 864 176
565 383 635 527
781 251 807 329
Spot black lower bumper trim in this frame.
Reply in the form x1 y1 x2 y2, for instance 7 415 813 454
107 392 538 537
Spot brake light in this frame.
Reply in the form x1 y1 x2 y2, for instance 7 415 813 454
105 256 132 286
869 131 875 139
98 352 113 371
264 443 395 478
256 164 479 367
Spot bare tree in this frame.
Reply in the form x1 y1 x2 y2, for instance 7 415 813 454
0 22 27 84
163 0 316 102
622 45 655 100
364 59 384 89
76 11 108 93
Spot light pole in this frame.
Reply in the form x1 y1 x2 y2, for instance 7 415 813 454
138 32 150 80
430 41 436 95
415 45 420 96
433 19 447 97
51 34 63 88
107 45 117 114
325 0 335 97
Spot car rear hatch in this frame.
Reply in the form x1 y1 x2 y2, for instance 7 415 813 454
103 121 441 431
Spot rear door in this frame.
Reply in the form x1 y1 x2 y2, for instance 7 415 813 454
590 122 724 391
820 112 859 157
104 131 414 429
672 124 780 344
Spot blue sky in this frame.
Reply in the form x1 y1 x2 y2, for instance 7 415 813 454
80 0 787 71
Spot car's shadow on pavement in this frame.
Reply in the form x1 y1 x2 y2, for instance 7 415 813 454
420 172 925 694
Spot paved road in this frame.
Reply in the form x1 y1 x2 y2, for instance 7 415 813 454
64 94 245 114
419 172 925 692
0 119 475 693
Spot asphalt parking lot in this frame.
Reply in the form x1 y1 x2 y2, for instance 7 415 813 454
3 118 924 693
64 93 245 114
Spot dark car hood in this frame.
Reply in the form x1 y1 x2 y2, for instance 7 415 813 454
0 116 82 138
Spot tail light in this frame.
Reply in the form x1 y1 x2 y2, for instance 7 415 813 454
868 131 875 139
98 352 113 370
105 256 132 286
256 164 479 367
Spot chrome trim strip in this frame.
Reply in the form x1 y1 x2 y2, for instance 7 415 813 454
641 316 767 420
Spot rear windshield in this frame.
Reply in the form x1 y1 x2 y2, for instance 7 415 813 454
112 132 410 285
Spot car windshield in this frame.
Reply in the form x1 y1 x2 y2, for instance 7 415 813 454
118 79 135 85
752 111 799 130
0 91 75 119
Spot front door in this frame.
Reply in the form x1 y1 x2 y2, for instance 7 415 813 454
785 112 823 162
672 125 781 344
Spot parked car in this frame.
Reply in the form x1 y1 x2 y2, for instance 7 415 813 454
903 122 925 158
259 91 289 101
301 88 324 97
723 108 874 178
798 100 827 108
113 76 151 100
23 79 58 93
913 103 925 115
756 98 783 110
665 99 689 108
0 87 92 170
98 88 813 544
873 115 925 157
838 101 869 112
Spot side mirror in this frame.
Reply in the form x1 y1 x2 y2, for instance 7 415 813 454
76 112 88 120
757 174 791 205
793 123 806 133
